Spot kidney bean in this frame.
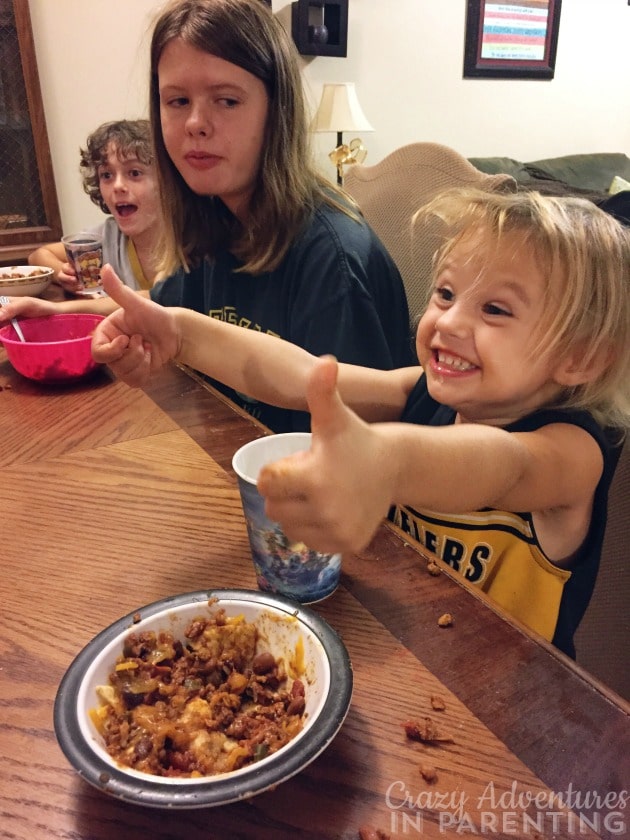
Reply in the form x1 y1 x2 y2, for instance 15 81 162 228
252 651 276 674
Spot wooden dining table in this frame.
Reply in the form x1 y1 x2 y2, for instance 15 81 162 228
1 333 628 840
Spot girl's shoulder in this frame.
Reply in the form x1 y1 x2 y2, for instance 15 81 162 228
506 407 617 450
300 197 387 260
507 407 622 482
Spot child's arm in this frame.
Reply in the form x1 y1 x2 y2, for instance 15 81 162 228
92 267 419 422
259 357 604 557
0 272 142 324
94 270 602 559
28 242 79 290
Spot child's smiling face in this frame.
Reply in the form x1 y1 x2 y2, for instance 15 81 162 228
98 143 161 240
416 227 570 426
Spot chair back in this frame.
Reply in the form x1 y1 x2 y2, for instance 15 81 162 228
344 142 515 321
574 441 630 701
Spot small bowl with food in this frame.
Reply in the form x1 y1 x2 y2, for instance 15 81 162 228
0 265 53 297
0 313 104 384
53 589 353 809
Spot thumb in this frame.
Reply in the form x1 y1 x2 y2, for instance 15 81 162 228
101 264 142 311
307 355 349 439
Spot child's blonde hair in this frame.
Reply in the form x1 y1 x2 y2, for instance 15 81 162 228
418 188 630 430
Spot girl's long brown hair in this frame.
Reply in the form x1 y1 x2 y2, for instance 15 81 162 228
150 0 355 275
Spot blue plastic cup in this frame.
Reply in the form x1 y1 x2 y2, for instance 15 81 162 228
232 433 341 604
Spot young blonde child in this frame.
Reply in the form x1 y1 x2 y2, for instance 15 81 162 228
91 187 630 658
29 119 162 292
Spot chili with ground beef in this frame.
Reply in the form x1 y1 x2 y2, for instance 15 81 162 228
90 609 306 777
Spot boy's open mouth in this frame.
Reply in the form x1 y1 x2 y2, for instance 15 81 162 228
116 203 138 218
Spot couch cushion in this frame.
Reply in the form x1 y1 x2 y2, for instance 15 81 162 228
468 156 531 181
525 154 630 192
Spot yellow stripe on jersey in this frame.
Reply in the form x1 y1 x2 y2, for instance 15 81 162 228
391 503 570 641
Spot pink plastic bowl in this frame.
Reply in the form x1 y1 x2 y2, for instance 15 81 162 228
0 313 105 384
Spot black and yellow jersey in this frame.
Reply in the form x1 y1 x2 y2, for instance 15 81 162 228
391 375 621 658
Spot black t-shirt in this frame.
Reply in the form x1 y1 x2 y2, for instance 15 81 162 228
151 202 414 432
396 374 621 658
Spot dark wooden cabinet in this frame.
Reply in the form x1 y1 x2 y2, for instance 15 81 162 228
0 0 61 264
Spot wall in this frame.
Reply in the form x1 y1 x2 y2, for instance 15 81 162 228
27 0 630 234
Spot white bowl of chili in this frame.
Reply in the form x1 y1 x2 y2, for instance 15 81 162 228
53 589 352 809
0 264 53 296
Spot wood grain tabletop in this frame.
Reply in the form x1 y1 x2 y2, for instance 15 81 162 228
1 347 628 840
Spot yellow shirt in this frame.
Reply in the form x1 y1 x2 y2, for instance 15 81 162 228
127 240 152 291
390 503 570 640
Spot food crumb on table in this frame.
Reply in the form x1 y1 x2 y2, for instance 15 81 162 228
419 762 438 783
402 716 454 744
430 694 446 711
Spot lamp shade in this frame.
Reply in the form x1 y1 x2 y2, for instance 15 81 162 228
311 83 374 133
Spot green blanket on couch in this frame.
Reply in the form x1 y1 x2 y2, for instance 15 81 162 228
469 152 630 194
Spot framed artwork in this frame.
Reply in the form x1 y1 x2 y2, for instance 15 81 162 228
463 1 562 80
291 0 349 57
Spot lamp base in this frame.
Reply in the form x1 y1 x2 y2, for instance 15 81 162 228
329 136 368 185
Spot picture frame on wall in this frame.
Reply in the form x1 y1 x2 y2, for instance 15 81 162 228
463 0 562 80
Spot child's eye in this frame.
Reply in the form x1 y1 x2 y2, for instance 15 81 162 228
166 96 188 108
128 169 143 178
483 303 512 317
218 97 239 108
99 171 112 181
434 286 454 303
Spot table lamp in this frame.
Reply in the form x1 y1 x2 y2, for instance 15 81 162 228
311 82 374 185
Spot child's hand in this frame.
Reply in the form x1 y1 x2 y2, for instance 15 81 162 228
55 262 81 294
91 265 182 387
258 356 393 554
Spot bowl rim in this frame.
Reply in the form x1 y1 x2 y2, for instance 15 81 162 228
0 313 105 347
53 588 353 809
0 264 54 280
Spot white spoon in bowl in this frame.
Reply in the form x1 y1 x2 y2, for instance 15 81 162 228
0 295 26 342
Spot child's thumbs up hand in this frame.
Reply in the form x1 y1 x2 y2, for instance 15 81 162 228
91 265 181 387
306 353 350 439
258 356 392 554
